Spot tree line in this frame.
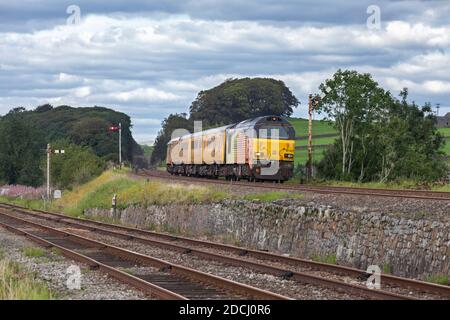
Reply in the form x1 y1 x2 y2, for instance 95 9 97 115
0 105 143 189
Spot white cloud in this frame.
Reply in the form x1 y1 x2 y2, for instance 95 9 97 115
423 80 450 94
110 87 183 103
72 86 91 98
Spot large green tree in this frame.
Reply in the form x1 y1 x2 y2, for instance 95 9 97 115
0 111 44 187
315 69 393 178
315 70 446 182
189 78 299 125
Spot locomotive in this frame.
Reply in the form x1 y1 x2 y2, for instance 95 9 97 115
166 116 295 181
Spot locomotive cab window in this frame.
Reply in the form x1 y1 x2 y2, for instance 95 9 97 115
257 125 294 140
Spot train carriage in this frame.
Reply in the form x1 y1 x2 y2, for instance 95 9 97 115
167 116 295 181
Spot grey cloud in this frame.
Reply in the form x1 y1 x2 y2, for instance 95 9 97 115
0 1 449 143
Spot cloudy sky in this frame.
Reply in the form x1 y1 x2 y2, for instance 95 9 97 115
1 1 449 144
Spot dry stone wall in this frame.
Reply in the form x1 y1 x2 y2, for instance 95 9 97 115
85 200 449 279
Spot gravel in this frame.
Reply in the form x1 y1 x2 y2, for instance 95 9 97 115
34 225 364 300
0 226 149 300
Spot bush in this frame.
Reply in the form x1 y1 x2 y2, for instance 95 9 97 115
48 139 106 190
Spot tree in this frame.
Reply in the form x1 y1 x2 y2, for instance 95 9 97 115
48 139 106 189
315 69 393 179
189 78 299 125
316 71 446 182
3 105 143 165
150 113 193 165
35 104 53 113
8 107 26 114
0 114 44 187
373 91 446 182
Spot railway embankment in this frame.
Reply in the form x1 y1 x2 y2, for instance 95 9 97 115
84 200 449 282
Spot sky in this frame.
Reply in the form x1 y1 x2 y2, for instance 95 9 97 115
1 1 449 144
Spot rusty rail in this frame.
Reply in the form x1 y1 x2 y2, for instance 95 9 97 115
0 209 290 300
2 203 440 300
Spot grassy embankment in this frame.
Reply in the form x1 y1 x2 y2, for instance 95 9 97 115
0 250 53 300
15 169 295 217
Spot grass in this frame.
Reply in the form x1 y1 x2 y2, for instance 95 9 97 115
382 263 391 274
52 170 229 216
22 247 46 258
288 120 450 165
315 179 450 192
295 136 337 147
0 196 45 211
426 274 449 285
243 191 302 202
50 248 62 256
294 147 326 165
290 119 450 139
0 169 309 219
438 127 450 137
288 118 337 137
311 253 337 265
0 251 53 300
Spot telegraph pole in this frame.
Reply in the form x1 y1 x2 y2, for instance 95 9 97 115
46 143 51 200
307 94 313 180
119 122 122 168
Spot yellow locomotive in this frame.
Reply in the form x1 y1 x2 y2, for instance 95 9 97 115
166 116 295 181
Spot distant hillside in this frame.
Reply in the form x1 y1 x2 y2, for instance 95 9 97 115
288 117 337 138
1 105 143 164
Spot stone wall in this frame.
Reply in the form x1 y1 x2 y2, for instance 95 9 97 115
85 200 449 279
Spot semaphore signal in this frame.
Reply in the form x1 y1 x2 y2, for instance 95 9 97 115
108 123 122 167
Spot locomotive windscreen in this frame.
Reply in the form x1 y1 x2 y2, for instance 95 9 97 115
257 124 295 139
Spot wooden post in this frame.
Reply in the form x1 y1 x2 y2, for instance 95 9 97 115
46 143 51 200
307 94 313 180
119 122 122 168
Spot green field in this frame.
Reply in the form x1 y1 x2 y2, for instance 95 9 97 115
289 118 334 165
289 119 450 165
296 136 337 147
290 118 450 138
288 118 336 137
294 147 326 165
438 127 450 137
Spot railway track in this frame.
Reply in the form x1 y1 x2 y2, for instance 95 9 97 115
2 203 449 300
0 207 289 300
140 169 450 201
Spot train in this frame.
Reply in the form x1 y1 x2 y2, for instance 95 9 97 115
166 115 296 182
